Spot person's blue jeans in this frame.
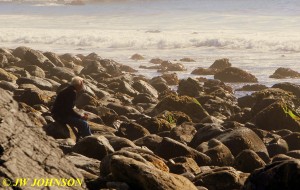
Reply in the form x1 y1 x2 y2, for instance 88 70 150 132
64 116 92 137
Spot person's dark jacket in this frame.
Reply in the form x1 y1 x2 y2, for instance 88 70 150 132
51 85 82 121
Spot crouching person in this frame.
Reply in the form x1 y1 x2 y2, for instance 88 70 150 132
51 76 92 138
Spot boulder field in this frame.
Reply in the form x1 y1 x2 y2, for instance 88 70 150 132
0 46 300 190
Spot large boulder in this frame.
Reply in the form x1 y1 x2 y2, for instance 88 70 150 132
115 122 150 141
132 80 158 98
209 58 232 70
155 137 211 166
72 136 114 160
214 67 258 83
110 155 198 190
43 122 77 141
177 77 204 97
101 148 169 176
13 88 55 107
243 159 300 190
49 67 76 81
234 149 266 173
189 123 226 148
194 167 249 190
152 95 209 123
270 67 300 79
23 48 55 70
24 65 46 78
253 101 300 132
0 88 86 189
16 76 53 91
272 82 300 98
0 68 18 82
197 139 234 167
43 51 64 67
215 127 269 160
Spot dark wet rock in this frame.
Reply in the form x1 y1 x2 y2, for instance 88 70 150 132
43 122 77 141
0 81 18 92
283 132 300 151
209 58 232 70
132 93 158 104
155 137 211 166
152 94 209 123
270 67 300 79
243 159 300 190
180 57 195 62
267 138 289 158
271 154 295 163
116 122 150 141
177 77 204 97
189 123 225 148
66 152 100 177
0 68 18 82
191 67 217 75
105 135 137 151
161 73 179 85
215 127 269 160
234 149 266 173
214 67 258 83
274 129 293 137
169 122 197 144
136 117 173 134
16 76 53 91
194 167 249 190
236 84 268 91
134 134 163 152
272 82 300 98
132 80 158 98
72 135 114 161
0 88 86 189
197 139 234 167
168 156 201 175
130 53 145 60
286 150 300 159
150 58 164 64
110 155 198 190
24 65 45 78
253 101 300 132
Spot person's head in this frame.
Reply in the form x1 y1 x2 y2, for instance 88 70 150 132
71 76 84 92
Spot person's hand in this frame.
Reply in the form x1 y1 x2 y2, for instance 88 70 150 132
82 113 89 120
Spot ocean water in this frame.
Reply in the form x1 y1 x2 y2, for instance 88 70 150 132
1 0 300 93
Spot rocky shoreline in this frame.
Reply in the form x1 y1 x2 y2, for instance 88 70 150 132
0 46 300 190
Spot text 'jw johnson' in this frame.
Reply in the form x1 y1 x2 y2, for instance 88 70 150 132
2 178 83 187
